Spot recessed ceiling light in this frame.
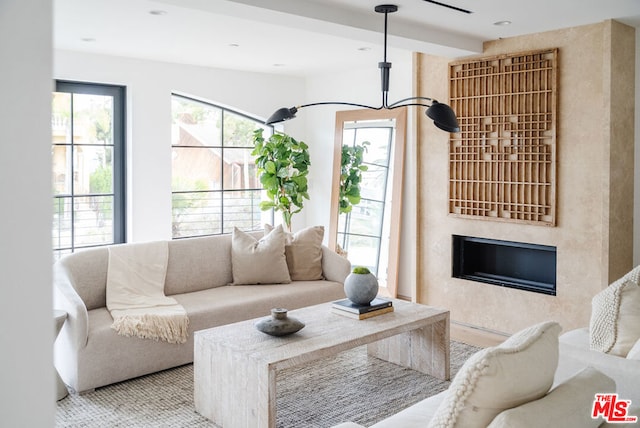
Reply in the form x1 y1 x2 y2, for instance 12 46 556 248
228 43 240 48
493 20 512 26
149 10 167 16
81 37 96 42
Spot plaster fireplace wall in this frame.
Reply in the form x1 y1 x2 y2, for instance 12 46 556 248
415 20 635 334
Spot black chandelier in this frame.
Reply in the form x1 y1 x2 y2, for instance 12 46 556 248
265 4 460 133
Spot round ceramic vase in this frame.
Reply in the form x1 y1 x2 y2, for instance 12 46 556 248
344 272 379 305
255 308 305 336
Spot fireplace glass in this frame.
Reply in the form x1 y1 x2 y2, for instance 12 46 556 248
452 235 557 295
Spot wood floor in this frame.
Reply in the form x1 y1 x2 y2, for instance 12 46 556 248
383 291 508 348
450 321 508 348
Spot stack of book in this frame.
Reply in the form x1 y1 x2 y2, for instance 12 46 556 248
331 298 394 320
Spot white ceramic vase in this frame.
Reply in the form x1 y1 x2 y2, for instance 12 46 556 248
344 272 379 305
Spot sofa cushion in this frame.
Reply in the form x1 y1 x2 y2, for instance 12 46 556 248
231 225 291 285
266 224 325 281
428 321 561 428
487 367 615 428
590 265 640 356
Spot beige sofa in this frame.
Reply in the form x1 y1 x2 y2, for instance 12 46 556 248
555 327 640 405
54 231 350 393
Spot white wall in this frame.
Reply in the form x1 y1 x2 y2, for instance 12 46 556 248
55 50 305 242
0 0 55 426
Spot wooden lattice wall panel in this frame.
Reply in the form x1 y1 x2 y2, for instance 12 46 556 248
448 49 557 226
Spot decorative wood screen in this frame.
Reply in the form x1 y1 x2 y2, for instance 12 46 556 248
448 49 557 225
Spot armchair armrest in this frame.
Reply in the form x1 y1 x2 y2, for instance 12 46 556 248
53 262 89 350
321 246 351 284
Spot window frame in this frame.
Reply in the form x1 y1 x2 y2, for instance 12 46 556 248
52 80 126 258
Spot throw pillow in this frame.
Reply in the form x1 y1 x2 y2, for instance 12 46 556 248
487 367 615 428
231 225 291 285
427 321 562 428
265 224 325 281
590 265 640 356
626 338 640 360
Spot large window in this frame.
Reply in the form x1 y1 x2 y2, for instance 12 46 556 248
171 94 271 238
52 81 126 261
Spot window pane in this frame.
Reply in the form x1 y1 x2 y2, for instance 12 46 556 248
342 128 355 146
172 147 222 191
74 145 113 195
172 97 221 147
52 145 71 195
73 195 114 247
52 92 71 143
52 197 72 250
223 111 261 148
222 190 262 233
359 128 392 167
72 93 114 146
222 148 258 190
172 191 221 238
346 199 384 236
340 234 381 276
360 164 388 201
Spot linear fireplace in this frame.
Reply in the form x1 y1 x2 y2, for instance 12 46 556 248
452 235 557 295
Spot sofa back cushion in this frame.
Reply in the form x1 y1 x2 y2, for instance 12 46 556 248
428 321 561 428
165 234 238 295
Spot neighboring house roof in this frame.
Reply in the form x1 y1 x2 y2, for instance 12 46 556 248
175 122 253 165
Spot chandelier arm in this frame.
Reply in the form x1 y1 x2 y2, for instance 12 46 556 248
386 96 438 108
298 101 384 111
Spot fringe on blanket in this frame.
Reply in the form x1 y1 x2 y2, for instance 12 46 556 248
111 313 190 344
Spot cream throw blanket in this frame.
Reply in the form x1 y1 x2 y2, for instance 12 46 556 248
106 241 189 344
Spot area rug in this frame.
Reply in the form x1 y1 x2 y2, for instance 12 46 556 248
56 341 480 427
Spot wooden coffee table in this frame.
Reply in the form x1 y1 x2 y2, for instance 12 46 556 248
194 299 449 428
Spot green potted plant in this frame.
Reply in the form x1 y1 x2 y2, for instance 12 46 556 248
252 129 311 231
339 141 369 214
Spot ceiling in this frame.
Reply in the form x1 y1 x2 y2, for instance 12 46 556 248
54 0 640 77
